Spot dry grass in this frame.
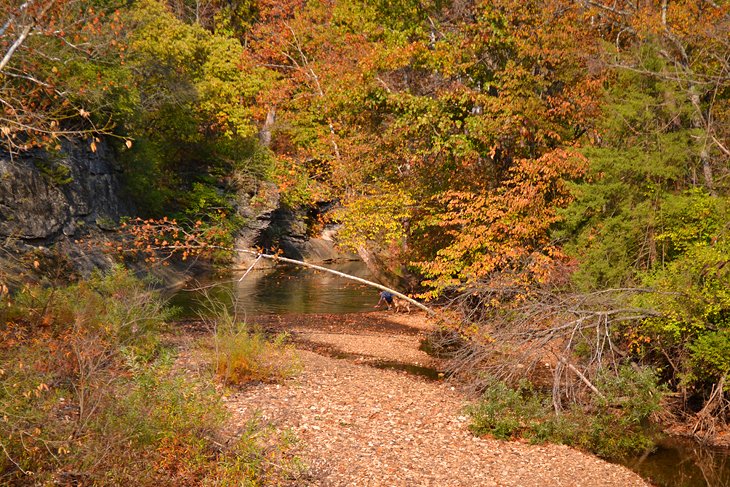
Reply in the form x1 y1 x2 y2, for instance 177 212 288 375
214 325 301 384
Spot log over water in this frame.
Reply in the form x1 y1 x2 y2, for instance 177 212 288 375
227 246 436 316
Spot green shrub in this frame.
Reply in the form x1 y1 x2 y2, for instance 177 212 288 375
466 379 546 440
4 264 168 359
592 365 665 425
634 239 730 393
689 331 730 383
467 368 664 460
532 406 658 460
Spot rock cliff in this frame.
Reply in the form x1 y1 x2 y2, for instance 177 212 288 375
0 139 356 283
234 197 358 269
0 139 130 243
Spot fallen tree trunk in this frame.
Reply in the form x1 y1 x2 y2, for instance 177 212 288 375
230 247 436 316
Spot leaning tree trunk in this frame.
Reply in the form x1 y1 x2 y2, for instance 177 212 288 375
232 246 435 316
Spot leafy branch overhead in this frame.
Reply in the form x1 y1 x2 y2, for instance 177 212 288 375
0 0 129 151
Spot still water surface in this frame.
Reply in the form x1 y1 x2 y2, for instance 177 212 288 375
170 262 730 487
620 437 730 487
169 261 377 318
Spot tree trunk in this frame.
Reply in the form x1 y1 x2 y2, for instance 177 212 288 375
689 87 716 195
259 108 276 147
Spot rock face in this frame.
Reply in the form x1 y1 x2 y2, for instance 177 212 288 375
248 203 357 266
0 140 130 242
0 140 133 284
0 138 357 280
232 184 357 268
232 180 280 268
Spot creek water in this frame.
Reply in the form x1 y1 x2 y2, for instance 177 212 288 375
619 437 730 487
169 262 730 487
169 261 378 318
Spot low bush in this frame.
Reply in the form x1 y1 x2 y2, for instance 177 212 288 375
212 308 301 385
467 367 664 460
466 379 545 440
0 267 300 485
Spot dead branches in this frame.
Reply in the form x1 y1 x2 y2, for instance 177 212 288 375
438 281 661 408
692 375 730 443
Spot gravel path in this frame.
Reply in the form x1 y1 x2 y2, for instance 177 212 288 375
218 312 650 486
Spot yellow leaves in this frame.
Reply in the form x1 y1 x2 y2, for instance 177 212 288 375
625 328 654 355
336 185 415 251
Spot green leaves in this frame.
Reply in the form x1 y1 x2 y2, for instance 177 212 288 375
117 0 271 223
336 185 415 251
559 37 730 398
129 0 257 139
690 332 730 382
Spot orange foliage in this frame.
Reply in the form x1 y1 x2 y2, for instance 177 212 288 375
116 217 224 264
0 0 126 152
416 148 587 299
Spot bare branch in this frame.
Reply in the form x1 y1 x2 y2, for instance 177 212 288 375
560 355 605 399
0 23 32 73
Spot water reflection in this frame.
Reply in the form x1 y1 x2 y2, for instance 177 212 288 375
170 261 378 318
621 437 730 487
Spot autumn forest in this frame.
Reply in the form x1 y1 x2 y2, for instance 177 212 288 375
2 0 730 484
